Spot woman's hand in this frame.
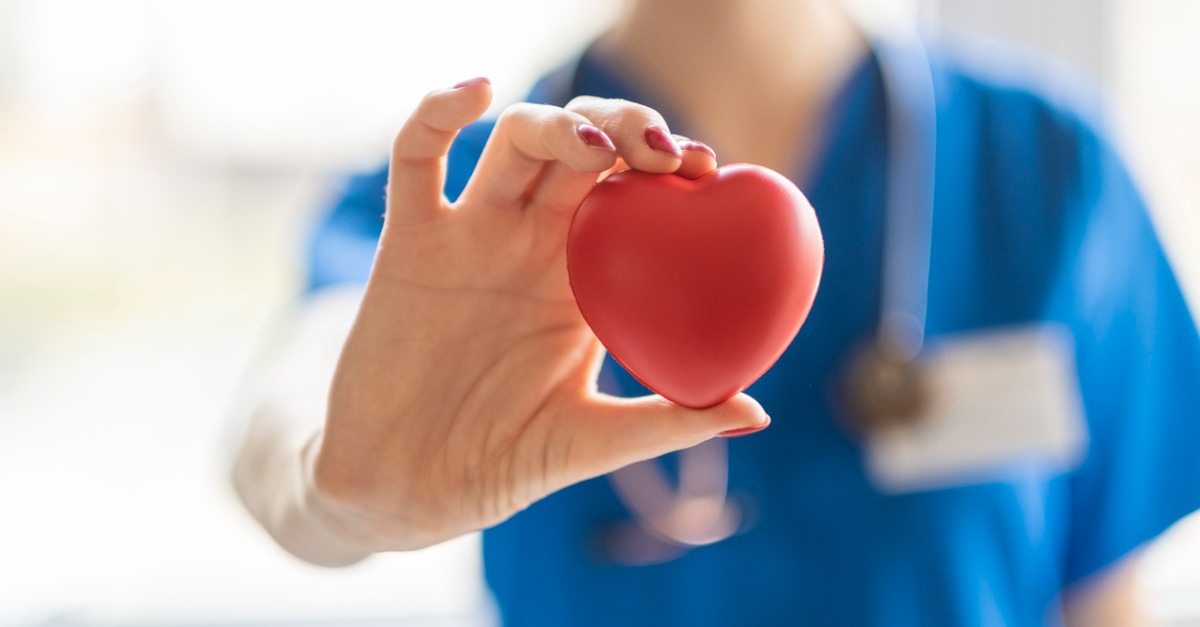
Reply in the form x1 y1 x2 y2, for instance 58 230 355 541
309 78 768 555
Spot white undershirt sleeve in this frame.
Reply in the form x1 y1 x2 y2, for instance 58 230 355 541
229 286 375 567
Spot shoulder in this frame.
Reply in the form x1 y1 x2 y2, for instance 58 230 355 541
927 30 1109 138
926 31 1136 230
920 33 1150 323
926 31 1121 186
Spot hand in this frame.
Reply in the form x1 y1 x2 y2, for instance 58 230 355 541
309 78 769 554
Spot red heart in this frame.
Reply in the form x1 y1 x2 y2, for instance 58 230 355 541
567 164 825 409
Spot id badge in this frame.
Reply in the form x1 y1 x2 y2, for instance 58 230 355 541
863 324 1088 494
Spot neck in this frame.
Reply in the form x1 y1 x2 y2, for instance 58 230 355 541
598 0 866 176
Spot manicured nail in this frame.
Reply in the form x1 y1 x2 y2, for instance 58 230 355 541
453 76 490 89
679 140 716 159
717 417 770 438
644 124 682 158
717 425 767 438
578 124 616 152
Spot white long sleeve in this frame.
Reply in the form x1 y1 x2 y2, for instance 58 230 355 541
229 286 374 567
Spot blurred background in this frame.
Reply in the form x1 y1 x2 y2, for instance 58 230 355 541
0 0 1198 625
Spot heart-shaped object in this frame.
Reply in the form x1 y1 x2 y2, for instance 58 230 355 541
567 164 824 409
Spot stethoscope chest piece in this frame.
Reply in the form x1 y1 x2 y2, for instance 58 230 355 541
841 340 931 434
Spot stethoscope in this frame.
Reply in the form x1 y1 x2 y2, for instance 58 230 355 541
839 22 938 433
545 20 939 566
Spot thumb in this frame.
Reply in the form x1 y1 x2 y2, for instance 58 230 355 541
559 393 771 483
385 77 494 225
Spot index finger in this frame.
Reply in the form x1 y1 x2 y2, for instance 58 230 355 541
565 96 683 173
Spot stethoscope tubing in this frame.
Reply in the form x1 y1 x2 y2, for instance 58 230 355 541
875 26 938 361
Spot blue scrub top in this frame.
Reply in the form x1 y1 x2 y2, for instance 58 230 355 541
307 38 1200 626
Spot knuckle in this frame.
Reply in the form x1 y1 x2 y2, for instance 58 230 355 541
554 110 585 135
610 104 656 133
413 89 448 122
496 102 539 127
391 126 421 158
391 123 426 159
567 96 663 132
564 95 601 112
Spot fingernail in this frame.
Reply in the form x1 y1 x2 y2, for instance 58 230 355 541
453 76 490 89
679 140 716 159
717 417 770 438
577 124 616 152
644 124 682 158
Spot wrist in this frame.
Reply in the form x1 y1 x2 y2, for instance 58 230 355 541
289 431 384 565
308 430 454 553
233 423 375 567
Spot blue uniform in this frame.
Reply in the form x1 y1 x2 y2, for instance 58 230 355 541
307 39 1200 626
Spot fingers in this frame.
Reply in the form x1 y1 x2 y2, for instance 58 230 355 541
458 103 619 210
463 96 690 212
387 77 493 223
457 94 719 218
560 393 771 483
524 156 612 217
674 139 718 179
565 96 686 174
526 133 718 216
595 136 716 184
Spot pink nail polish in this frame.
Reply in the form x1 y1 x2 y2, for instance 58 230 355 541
717 424 768 438
679 140 716 159
578 124 616 152
717 417 770 438
644 124 682 158
452 76 490 89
